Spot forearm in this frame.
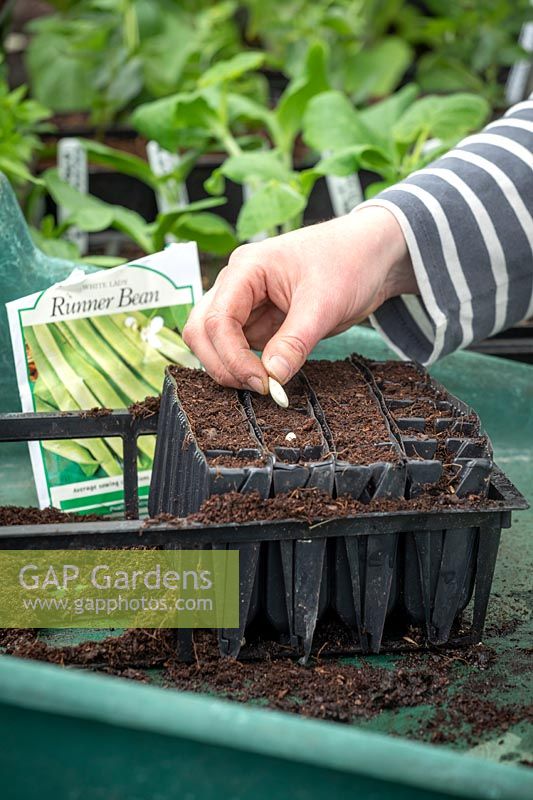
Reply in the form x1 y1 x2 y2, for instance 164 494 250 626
363 94 533 365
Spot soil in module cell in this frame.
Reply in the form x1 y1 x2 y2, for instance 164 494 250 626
168 367 261 462
368 359 432 395
303 360 400 464
364 358 490 473
250 376 326 460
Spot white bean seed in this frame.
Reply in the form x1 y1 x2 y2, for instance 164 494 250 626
268 377 289 408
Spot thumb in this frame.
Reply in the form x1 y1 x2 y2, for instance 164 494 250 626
261 297 335 384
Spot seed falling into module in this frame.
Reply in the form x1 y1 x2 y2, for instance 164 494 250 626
268 377 289 408
285 432 297 442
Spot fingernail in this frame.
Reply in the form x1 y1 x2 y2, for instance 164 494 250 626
266 355 291 384
247 376 266 394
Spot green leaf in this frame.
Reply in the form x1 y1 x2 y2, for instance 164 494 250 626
79 139 157 187
0 156 43 187
416 54 485 94
151 197 227 247
342 38 412 103
204 168 226 196
358 85 419 150
275 41 330 154
237 181 306 240
216 150 293 185
140 14 195 98
131 92 219 152
364 181 393 200
226 93 276 136
30 228 81 261
393 93 490 144
313 145 391 177
26 27 98 112
199 51 266 88
303 91 372 152
43 169 153 253
172 213 237 256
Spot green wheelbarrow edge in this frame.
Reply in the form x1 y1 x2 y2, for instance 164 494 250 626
0 655 531 799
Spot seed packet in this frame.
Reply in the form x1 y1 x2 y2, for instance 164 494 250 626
6 243 202 515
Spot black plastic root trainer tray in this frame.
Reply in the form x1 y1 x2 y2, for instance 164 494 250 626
142 359 528 662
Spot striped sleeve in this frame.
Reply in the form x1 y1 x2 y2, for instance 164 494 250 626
363 94 533 365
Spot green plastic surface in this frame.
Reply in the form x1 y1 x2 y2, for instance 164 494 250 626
0 322 532 798
0 655 531 800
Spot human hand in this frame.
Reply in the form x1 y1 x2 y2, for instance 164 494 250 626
183 206 417 393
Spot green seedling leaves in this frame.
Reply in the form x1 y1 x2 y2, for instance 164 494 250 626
150 197 229 248
275 41 330 154
237 181 306 240
140 14 195 98
79 139 158 188
342 37 412 103
132 91 219 151
226 93 276 137
303 90 372 152
416 54 485 94
30 227 81 261
357 84 419 151
313 144 390 177
393 92 490 145
44 168 154 253
200 51 266 88
26 18 103 113
206 150 293 196
171 212 237 256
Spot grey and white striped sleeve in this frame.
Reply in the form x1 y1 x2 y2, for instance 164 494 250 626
363 94 533 365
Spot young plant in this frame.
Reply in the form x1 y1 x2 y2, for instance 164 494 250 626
302 85 491 198
402 0 532 108
242 0 413 104
40 167 238 258
132 43 332 239
25 0 254 128
0 74 50 188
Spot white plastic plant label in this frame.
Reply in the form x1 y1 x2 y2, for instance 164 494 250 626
325 172 364 216
146 140 190 214
58 138 89 255
6 243 202 516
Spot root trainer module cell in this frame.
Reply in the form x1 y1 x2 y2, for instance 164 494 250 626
146 356 526 661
